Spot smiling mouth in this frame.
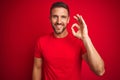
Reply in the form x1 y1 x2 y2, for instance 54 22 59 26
55 25 63 30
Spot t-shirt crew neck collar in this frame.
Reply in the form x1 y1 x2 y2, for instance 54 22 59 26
52 32 70 39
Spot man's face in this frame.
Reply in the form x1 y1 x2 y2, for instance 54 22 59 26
50 7 70 34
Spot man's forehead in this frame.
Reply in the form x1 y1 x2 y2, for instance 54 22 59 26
51 7 68 15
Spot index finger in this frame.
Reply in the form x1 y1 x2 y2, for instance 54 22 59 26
76 14 86 25
73 14 85 24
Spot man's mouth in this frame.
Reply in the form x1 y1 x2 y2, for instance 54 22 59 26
55 25 63 30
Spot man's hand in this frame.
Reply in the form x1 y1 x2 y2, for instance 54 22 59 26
71 14 88 40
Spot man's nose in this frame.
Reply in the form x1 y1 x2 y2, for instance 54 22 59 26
57 17 61 24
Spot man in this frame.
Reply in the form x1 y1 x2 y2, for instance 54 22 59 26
32 2 105 80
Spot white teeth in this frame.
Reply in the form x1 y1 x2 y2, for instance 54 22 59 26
56 25 62 29
57 25 61 28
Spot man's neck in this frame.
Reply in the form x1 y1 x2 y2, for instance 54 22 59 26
54 30 68 38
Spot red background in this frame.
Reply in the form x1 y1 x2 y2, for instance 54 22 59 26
0 0 120 80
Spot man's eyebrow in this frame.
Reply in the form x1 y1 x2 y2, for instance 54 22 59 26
51 14 68 17
52 15 58 16
61 15 67 17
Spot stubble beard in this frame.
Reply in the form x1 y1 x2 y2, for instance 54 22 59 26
52 24 66 34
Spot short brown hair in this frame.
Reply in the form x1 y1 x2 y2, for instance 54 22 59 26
50 2 70 16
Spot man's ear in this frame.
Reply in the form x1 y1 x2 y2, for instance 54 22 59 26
67 17 70 23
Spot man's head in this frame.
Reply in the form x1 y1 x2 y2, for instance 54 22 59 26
50 2 70 34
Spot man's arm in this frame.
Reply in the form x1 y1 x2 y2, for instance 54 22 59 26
71 14 105 76
82 36 105 76
32 58 42 80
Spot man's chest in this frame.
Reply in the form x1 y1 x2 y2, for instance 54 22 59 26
41 40 82 65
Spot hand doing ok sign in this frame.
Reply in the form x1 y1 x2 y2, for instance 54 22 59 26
71 14 88 40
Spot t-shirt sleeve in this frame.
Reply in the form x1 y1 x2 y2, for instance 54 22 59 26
34 38 43 58
81 41 87 55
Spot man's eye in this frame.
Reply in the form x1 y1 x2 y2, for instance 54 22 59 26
52 16 57 18
62 16 67 18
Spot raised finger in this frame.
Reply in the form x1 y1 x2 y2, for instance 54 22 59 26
73 16 78 21
76 14 86 25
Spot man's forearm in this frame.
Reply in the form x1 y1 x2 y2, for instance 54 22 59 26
82 36 105 76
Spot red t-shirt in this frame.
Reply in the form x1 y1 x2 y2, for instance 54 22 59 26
34 33 86 80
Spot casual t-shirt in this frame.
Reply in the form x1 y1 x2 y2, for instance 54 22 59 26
34 33 86 80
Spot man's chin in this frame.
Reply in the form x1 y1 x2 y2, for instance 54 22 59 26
53 27 66 34
55 31 63 34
